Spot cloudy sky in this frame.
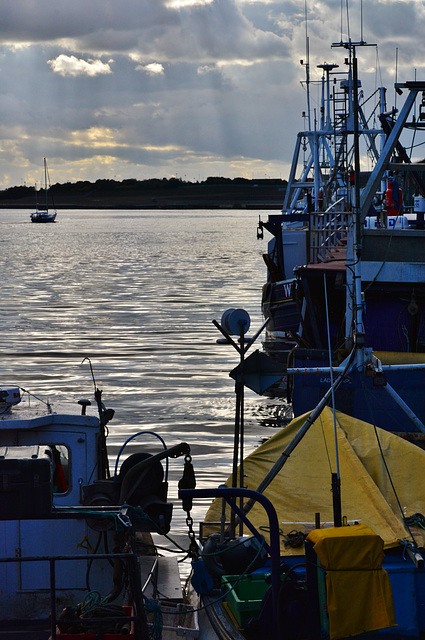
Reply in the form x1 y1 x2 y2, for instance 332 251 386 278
0 0 424 188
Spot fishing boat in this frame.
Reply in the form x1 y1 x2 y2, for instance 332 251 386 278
177 309 425 639
255 37 425 445
0 366 199 639
174 29 425 638
31 158 57 223
181 406 425 640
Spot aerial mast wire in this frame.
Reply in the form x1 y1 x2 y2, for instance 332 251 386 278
395 47 399 112
305 0 311 131
345 0 351 41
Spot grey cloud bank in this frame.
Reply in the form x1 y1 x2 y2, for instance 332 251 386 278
0 0 424 188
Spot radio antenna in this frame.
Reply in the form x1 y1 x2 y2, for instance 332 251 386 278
304 0 311 131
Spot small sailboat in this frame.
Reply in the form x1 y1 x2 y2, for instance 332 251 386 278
30 158 57 223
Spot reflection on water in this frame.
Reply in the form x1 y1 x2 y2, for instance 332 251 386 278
0 208 289 532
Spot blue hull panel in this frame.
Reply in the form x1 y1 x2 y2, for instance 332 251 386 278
291 357 425 438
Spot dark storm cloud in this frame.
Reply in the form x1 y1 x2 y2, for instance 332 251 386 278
0 1 169 44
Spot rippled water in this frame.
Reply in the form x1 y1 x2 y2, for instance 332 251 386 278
0 208 287 537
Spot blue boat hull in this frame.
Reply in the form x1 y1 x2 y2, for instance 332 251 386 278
290 350 425 445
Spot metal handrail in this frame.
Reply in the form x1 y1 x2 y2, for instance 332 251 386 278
179 486 281 639
310 211 349 262
0 552 146 639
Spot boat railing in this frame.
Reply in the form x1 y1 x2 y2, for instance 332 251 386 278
309 210 349 263
179 486 282 638
0 551 146 639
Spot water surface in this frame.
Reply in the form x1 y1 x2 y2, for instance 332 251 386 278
0 208 287 538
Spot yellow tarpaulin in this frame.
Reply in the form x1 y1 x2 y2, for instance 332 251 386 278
204 407 425 553
308 524 396 639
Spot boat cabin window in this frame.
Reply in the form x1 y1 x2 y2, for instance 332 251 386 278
51 444 70 494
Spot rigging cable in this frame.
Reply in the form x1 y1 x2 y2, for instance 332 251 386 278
360 379 417 546
362 210 401 294
18 387 52 413
324 273 340 480
408 68 418 160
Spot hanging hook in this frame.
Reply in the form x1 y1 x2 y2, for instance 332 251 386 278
81 357 97 392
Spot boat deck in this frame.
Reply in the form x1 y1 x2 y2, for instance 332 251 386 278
299 243 347 272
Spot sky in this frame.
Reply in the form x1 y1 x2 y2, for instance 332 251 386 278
0 0 425 189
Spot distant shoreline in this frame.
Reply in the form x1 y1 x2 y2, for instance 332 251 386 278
0 177 286 210
0 201 282 210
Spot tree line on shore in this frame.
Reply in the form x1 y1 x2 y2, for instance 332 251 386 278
1 176 287 201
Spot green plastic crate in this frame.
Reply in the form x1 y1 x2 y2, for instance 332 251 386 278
221 573 270 628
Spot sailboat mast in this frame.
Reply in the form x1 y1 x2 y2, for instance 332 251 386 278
44 158 48 211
